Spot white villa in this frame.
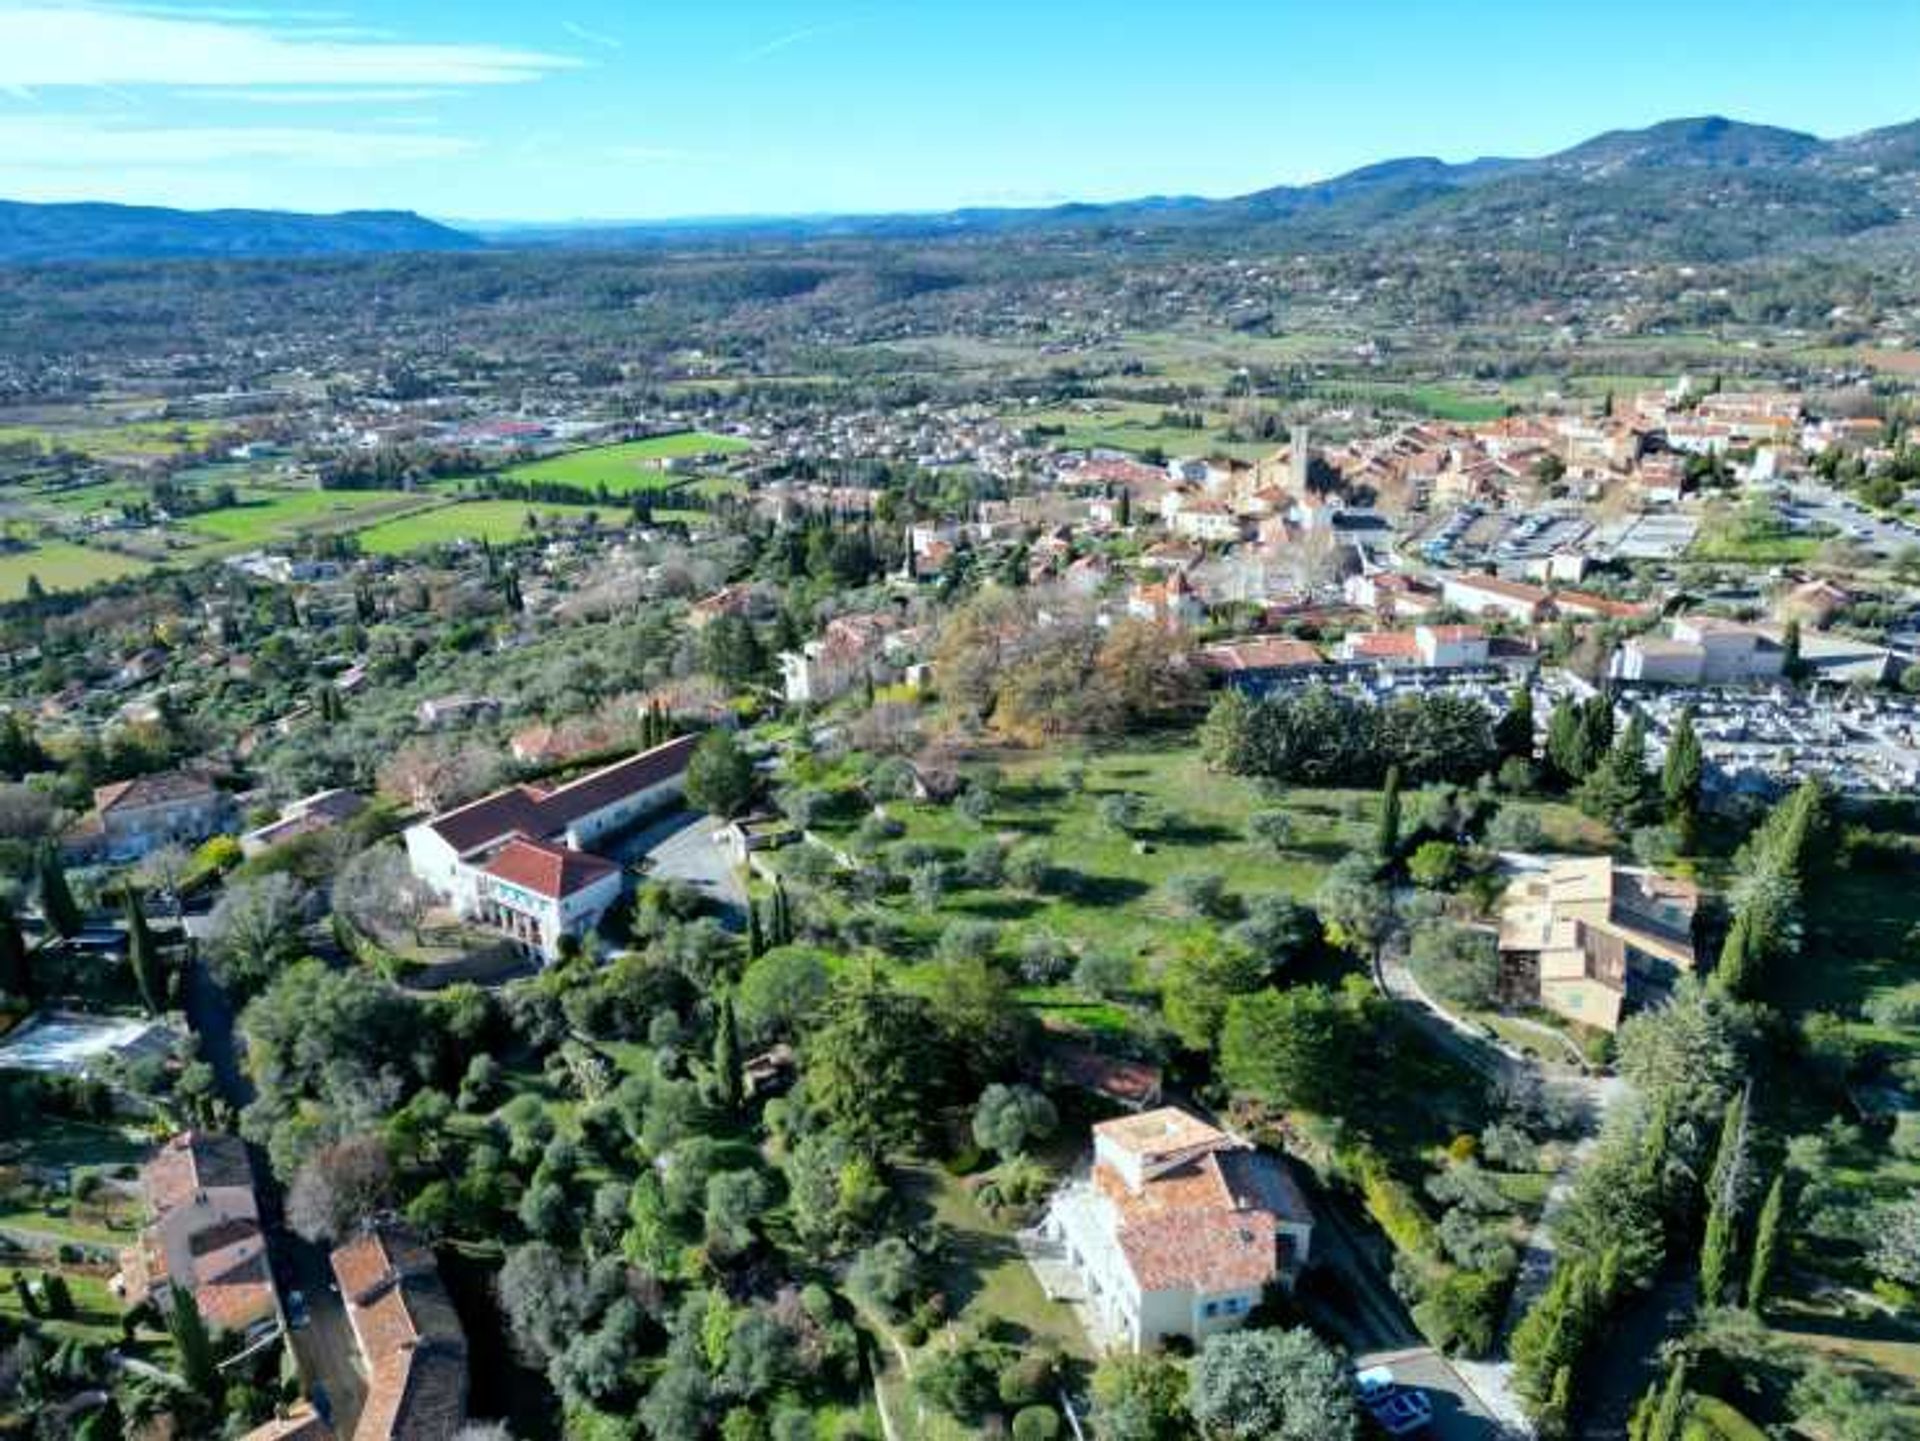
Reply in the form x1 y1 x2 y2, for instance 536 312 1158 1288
1040 1107 1313 1351
402 734 697 962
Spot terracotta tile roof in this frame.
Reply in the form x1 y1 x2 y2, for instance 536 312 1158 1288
1344 631 1421 661
425 734 699 856
143 1132 256 1215
536 733 699 829
422 785 549 856
1117 1207 1279 1293
1197 637 1324 672
94 770 219 814
1447 573 1551 605
241 1404 332 1441
481 836 619 900
332 1225 468 1441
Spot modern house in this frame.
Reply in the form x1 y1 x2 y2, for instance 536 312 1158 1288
69 770 232 862
402 734 697 962
1040 1107 1313 1351
332 1223 468 1441
1497 856 1699 1032
115 1132 280 1342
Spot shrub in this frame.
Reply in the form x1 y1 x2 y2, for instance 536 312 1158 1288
1016 931 1073 985
1012 1407 1062 1441
1162 871 1232 920
937 920 1001 966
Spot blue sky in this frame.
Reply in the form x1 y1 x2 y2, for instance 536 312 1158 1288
0 1 1917 221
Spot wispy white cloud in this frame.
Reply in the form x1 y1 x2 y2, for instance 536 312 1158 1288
737 19 860 65
561 19 620 51
0 113 473 168
0 4 578 89
171 86 455 105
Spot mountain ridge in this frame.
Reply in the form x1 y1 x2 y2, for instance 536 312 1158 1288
4 113 1918 264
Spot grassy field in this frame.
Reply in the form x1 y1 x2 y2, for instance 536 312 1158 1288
0 540 152 598
0 418 227 459
789 738 1374 998
353 499 606 554
182 487 435 546
499 433 749 494
1011 401 1272 463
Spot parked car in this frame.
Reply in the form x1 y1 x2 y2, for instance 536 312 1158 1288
1355 1366 1432 1436
286 1289 309 1330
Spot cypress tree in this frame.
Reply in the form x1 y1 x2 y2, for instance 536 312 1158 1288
1545 698 1585 786
1781 617 1804 679
11 1270 35 1316
168 1286 219 1399
123 885 161 1017
1661 707 1703 826
1645 1357 1690 1441
1376 764 1402 862
1496 685 1535 764
1714 907 1757 1000
0 896 28 1002
747 902 764 961
1747 1171 1787 1312
37 843 82 938
713 993 743 1112
1700 1089 1750 1305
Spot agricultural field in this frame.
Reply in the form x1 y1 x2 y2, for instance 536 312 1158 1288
499 432 750 494
0 416 229 460
353 498 606 554
181 486 436 549
0 540 151 599
1008 401 1274 463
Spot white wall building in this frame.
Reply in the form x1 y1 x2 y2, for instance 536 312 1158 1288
402 735 696 962
1041 1108 1313 1351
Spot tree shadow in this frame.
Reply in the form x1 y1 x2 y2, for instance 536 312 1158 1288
1154 819 1237 847
1059 873 1151 907
954 895 1041 922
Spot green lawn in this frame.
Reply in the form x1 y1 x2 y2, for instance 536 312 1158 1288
799 740 1367 973
902 1160 1090 1359
353 499 606 554
499 433 750 494
182 486 435 546
0 540 151 599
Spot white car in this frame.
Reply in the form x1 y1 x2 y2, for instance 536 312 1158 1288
1354 1367 1433 1435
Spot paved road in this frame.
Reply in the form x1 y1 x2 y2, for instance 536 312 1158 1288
1358 1346 1510 1441
1788 482 1920 559
181 949 365 1433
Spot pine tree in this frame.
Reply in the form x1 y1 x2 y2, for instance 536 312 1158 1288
124 885 161 1017
1376 764 1402 862
168 1287 219 1399
713 993 743 1112
37 843 82 938
1747 1171 1787 1312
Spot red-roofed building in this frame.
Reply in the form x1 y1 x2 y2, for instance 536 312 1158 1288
402 735 697 962
114 1132 280 1344
332 1224 468 1441
1040 1107 1313 1350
